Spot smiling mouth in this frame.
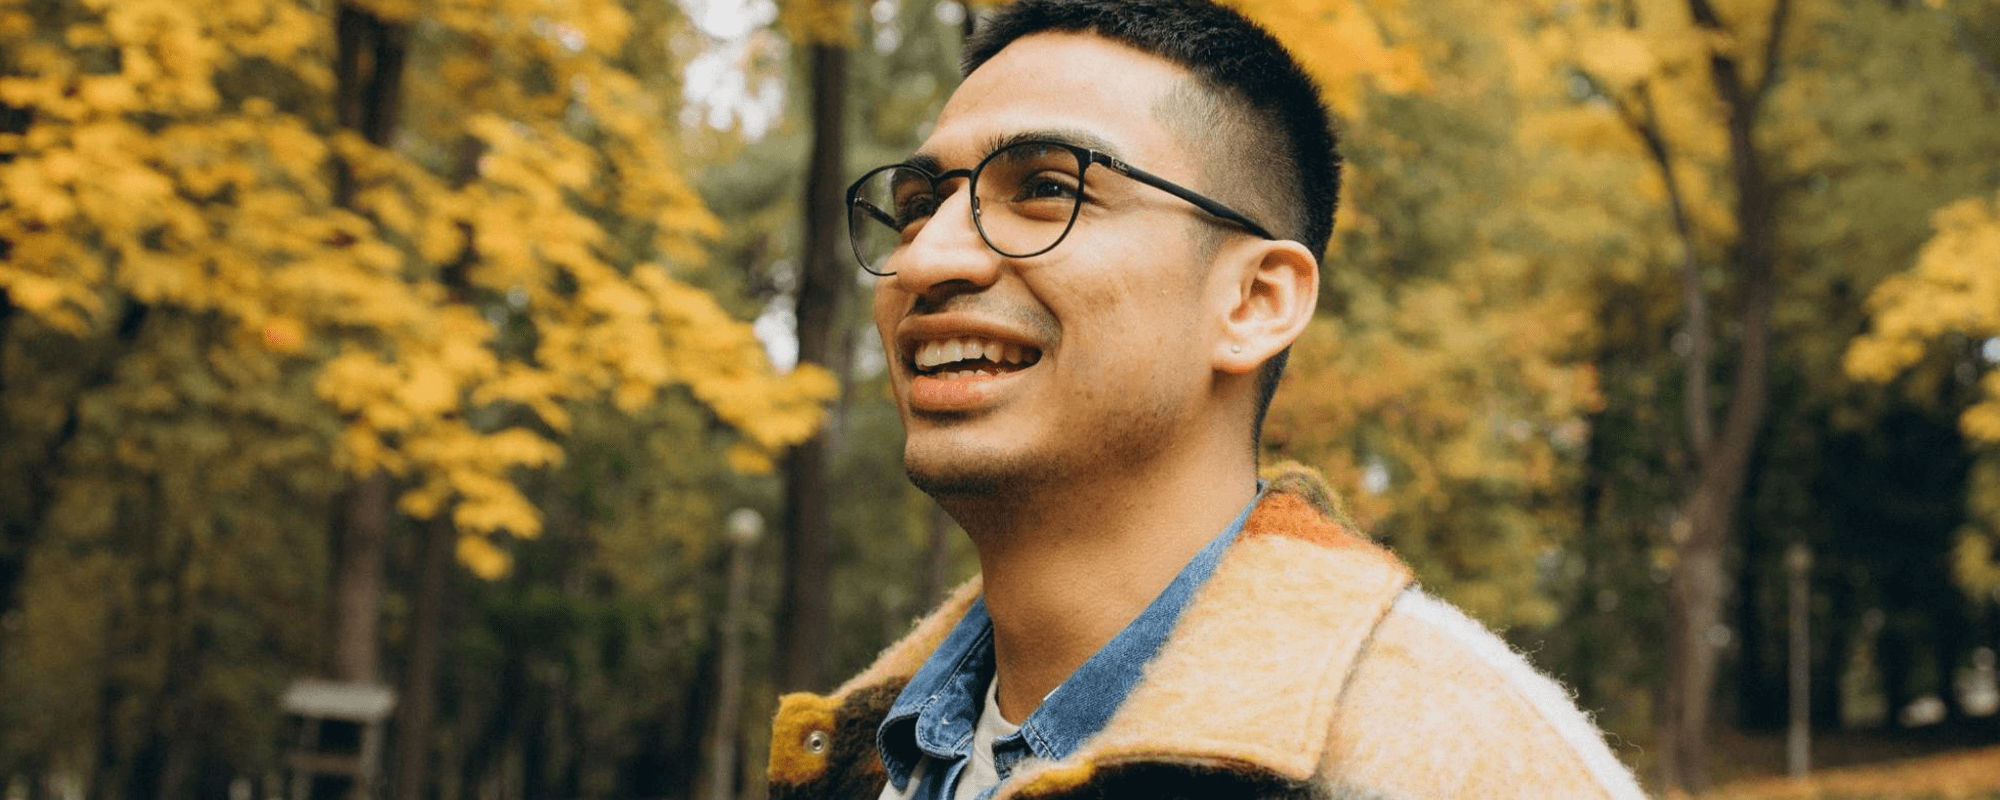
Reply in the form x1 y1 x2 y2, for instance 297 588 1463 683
911 336 1043 379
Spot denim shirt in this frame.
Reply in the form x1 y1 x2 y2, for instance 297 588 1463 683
875 489 1264 799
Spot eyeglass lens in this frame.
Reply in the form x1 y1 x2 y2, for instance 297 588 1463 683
848 141 1088 275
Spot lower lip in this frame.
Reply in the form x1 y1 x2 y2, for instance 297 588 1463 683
908 368 1030 413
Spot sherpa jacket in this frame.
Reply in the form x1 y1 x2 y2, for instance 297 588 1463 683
768 478 1651 799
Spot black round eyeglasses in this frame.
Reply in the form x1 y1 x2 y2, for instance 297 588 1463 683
845 138 1277 276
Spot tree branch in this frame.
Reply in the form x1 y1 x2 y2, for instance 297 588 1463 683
1609 78 1716 457
1752 0 1795 110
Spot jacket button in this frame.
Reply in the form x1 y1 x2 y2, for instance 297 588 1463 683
806 731 828 754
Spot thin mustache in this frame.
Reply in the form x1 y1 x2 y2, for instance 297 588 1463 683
908 293 1061 348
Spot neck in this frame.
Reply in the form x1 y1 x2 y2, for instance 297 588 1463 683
941 440 1258 724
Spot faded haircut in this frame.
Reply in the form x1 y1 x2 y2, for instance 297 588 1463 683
961 0 1340 446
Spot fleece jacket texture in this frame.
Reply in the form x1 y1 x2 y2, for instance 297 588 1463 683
767 475 1651 799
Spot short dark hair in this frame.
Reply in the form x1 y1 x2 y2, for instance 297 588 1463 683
962 0 1339 444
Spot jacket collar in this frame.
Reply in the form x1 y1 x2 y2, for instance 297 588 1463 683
1003 487 1412 794
768 473 1413 797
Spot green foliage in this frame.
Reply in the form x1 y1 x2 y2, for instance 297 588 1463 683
1264 0 1633 634
1265 0 2000 752
1 312 333 787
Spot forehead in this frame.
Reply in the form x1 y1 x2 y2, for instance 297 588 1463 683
921 32 1193 170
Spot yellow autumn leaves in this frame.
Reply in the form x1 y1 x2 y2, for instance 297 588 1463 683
1226 0 1428 119
1844 191 2000 596
0 0 835 578
1847 191 2000 442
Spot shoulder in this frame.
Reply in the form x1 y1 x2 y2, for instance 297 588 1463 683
1321 588 1650 800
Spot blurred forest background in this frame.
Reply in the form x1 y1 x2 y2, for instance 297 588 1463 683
2 0 2000 798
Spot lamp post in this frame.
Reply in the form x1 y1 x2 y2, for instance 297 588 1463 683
1787 542 1812 779
701 509 763 800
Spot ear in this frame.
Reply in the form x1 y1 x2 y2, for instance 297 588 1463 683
1212 238 1318 375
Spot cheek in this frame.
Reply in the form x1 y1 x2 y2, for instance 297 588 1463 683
1089 268 1210 350
1059 296 1208 389
872 287 903 347
1034 228 1212 367
871 288 911 407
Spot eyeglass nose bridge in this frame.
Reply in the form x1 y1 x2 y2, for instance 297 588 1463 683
922 170 984 249
898 168 985 272
889 180 1006 286
954 164 1021 262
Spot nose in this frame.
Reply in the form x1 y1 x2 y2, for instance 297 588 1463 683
885 185 1002 303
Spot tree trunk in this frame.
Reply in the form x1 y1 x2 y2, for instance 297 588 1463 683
393 514 455 800
113 489 205 800
1656 157 1775 794
458 649 528 799
1811 582 1849 730
1785 543 1811 777
388 50 487 800
776 41 850 694
521 691 550 800
329 472 393 683
323 0 407 692
1734 524 1781 731
20 757 48 800
674 648 720 799
1878 623 1915 726
334 2 408 194
1656 0 1789 790
700 523 760 800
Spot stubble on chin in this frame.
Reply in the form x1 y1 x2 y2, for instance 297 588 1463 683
901 401 1178 505
903 442 1057 501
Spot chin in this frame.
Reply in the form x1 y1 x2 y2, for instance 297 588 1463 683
902 441 1059 501
906 468 1008 500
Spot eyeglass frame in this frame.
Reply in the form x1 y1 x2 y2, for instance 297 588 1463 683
845 138 1279 276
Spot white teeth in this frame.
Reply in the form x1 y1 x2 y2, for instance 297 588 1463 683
912 336 1040 372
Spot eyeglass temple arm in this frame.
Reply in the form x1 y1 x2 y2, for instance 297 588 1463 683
1092 155 1278 241
852 195 897 228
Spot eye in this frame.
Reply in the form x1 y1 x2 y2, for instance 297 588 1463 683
883 167 941 231
1015 171 1081 202
893 192 940 228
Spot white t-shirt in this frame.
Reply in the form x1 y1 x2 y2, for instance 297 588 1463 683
876 677 1021 800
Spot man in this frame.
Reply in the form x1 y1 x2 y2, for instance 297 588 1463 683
769 0 1650 797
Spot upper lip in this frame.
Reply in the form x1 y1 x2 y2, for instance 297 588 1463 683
894 314 1045 372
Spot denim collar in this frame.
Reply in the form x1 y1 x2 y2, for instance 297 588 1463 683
876 488 1264 795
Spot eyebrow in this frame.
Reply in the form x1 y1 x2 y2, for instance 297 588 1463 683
904 128 1126 176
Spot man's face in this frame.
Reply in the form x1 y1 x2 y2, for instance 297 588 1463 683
873 33 1226 498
